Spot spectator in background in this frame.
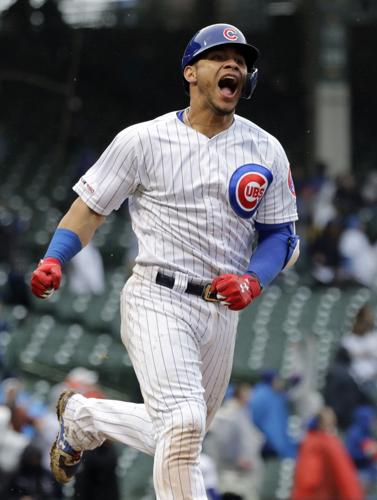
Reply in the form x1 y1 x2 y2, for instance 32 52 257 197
345 405 377 499
309 218 344 286
63 366 104 398
249 370 298 459
338 215 377 289
361 171 377 208
334 174 364 218
304 161 337 231
0 405 29 493
67 240 105 296
2 442 61 500
291 406 363 500
341 304 377 403
0 377 45 438
294 161 333 228
205 382 264 500
323 346 371 431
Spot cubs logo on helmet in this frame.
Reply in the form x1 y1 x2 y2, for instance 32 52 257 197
228 164 273 218
223 28 239 41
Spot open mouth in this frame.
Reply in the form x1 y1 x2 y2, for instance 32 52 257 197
218 76 239 98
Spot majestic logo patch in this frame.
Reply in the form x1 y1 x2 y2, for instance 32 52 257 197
287 167 296 197
223 28 238 41
80 177 95 194
228 164 273 219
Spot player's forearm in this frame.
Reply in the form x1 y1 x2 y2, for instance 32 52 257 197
58 197 105 246
31 198 105 298
42 197 105 266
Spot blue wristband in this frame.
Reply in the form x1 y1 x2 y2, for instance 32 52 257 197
44 228 82 265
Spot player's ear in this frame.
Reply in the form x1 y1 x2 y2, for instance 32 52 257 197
183 65 197 86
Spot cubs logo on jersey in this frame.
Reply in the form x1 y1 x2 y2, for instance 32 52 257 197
228 164 273 219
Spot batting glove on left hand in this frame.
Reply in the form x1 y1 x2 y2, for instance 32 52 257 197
31 257 62 299
211 273 262 311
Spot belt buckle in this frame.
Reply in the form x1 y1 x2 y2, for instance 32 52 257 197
202 283 219 302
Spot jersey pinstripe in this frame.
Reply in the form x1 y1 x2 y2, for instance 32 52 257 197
73 111 298 280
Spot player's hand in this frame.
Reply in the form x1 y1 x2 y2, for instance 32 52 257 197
31 257 62 299
211 273 262 311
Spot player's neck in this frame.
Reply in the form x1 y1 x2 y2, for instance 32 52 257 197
184 106 234 138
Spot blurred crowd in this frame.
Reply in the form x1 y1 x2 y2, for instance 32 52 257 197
296 162 377 289
0 368 119 500
2 304 377 500
199 302 377 500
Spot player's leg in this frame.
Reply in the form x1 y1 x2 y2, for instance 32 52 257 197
199 307 239 429
61 394 155 455
62 300 237 460
55 268 234 497
122 270 209 499
50 388 156 484
60 269 208 498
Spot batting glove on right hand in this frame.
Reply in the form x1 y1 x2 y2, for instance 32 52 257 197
211 273 262 311
31 257 62 299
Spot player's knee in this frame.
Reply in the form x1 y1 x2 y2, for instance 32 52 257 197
170 405 205 440
159 403 206 459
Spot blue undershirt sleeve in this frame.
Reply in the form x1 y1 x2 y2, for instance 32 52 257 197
247 222 296 288
44 228 82 265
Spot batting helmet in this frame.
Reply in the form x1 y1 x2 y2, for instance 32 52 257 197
181 23 259 99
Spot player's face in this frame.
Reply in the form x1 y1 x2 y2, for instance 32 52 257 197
192 46 248 115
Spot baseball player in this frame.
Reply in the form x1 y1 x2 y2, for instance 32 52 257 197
30 23 299 499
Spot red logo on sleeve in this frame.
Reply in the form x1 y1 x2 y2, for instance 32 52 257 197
287 168 296 197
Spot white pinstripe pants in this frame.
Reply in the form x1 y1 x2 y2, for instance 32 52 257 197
64 265 239 500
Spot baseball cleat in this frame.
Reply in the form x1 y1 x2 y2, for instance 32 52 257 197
50 390 83 484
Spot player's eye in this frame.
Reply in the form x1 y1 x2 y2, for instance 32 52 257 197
208 53 224 61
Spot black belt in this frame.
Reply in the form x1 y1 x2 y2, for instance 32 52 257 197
156 272 219 302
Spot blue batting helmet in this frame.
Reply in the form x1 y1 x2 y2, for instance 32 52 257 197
181 23 259 99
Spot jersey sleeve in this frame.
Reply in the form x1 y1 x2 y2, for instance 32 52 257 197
73 127 141 216
254 139 298 225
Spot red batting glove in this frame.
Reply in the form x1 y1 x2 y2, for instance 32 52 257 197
211 273 262 311
31 257 62 299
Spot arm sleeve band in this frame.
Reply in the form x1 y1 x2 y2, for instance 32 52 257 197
247 222 298 288
44 228 82 265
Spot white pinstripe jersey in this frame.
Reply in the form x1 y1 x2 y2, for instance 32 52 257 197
73 111 298 280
